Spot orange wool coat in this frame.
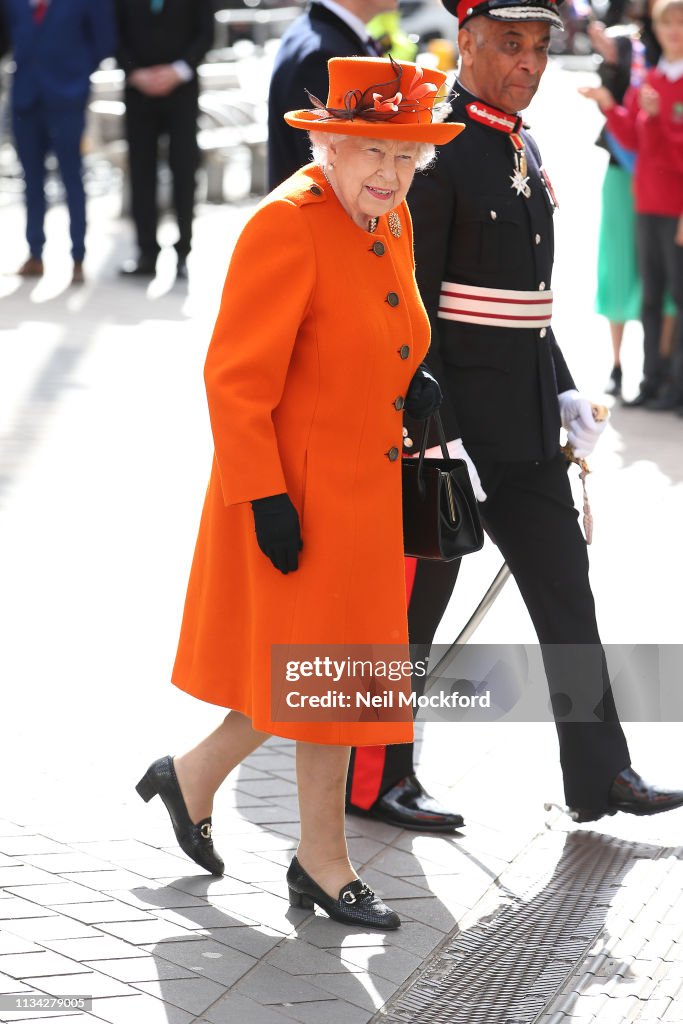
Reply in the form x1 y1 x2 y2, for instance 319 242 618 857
171 163 430 744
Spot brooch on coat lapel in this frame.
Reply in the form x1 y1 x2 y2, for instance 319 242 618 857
388 211 402 238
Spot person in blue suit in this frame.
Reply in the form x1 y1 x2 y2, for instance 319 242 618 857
2 0 116 282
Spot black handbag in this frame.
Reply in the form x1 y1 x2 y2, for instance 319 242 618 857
402 412 485 561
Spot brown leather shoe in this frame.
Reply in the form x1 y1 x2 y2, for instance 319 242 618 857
71 261 84 285
17 257 44 277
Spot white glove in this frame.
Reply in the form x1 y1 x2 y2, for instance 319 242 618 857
557 389 607 459
424 437 487 502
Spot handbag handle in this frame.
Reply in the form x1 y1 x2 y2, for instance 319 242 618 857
415 411 450 496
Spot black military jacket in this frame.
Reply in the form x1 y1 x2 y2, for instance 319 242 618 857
407 83 575 463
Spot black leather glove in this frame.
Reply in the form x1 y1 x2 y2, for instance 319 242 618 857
404 365 442 420
251 493 302 574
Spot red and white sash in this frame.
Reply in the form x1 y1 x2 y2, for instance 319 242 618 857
438 281 553 329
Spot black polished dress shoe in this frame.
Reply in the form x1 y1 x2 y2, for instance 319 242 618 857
622 387 657 408
646 388 682 411
347 774 464 833
286 856 400 929
119 257 157 278
136 755 224 875
570 767 683 822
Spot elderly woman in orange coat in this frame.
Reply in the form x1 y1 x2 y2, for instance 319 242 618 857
136 57 463 930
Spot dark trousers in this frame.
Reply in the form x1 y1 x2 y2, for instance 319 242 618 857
636 213 683 395
346 559 458 809
12 102 87 261
125 80 199 260
347 453 631 814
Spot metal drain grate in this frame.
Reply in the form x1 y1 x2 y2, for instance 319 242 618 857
375 830 674 1024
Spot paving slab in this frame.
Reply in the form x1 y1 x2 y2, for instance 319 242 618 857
265 938 365 977
22 971 135 999
234 963 338 1006
208 894 309 935
82 957 200 984
0 902 57 923
52 902 153 925
3 886 110 909
0 951 91 979
294 969 396 1012
141 938 257 987
0 938 43 959
131 975 227 1015
277 998 373 1024
93 919 204 946
87 992 195 1024
0 973 32 995
199 927 284 960
200 991 295 1024
39 936 154 963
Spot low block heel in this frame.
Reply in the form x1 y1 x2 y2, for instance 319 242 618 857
135 772 157 803
288 887 315 909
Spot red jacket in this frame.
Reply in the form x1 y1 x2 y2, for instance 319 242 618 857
605 67 683 216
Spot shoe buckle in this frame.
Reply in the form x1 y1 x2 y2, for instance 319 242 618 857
342 891 357 904
200 823 212 839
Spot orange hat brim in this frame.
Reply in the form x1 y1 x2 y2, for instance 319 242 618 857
284 109 466 145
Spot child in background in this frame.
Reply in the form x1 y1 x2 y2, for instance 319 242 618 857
581 0 683 413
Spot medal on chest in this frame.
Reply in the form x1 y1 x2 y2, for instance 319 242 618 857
465 99 532 200
509 132 531 198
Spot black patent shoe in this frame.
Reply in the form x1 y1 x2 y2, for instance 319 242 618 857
136 755 224 875
569 767 683 822
347 774 464 833
622 385 657 408
607 767 683 817
286 856 400 930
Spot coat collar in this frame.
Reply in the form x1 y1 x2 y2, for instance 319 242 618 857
308 2 367 52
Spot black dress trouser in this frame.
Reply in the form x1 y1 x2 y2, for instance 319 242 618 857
125 80 200 260
636 214 683 396
347 453 631 814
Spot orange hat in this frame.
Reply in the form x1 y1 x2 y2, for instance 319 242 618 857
284 56 465 145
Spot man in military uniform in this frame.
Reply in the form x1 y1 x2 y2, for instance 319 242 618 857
353 0 683 824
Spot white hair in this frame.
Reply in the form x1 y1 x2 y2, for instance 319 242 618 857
308 131 436 172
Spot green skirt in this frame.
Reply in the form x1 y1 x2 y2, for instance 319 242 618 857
595 163 641 324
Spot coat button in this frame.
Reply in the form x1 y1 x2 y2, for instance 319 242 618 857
535 233 541 244
399 344 410 359
387 292 399 307
394 396 405 410
386 447 399 461
490 210 497 220
372 241 385 256
539 281 546 291
310 184 323 196
540 327 547 338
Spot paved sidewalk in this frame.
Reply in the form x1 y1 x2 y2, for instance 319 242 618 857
1 62 682 1024
0 727 682 1024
